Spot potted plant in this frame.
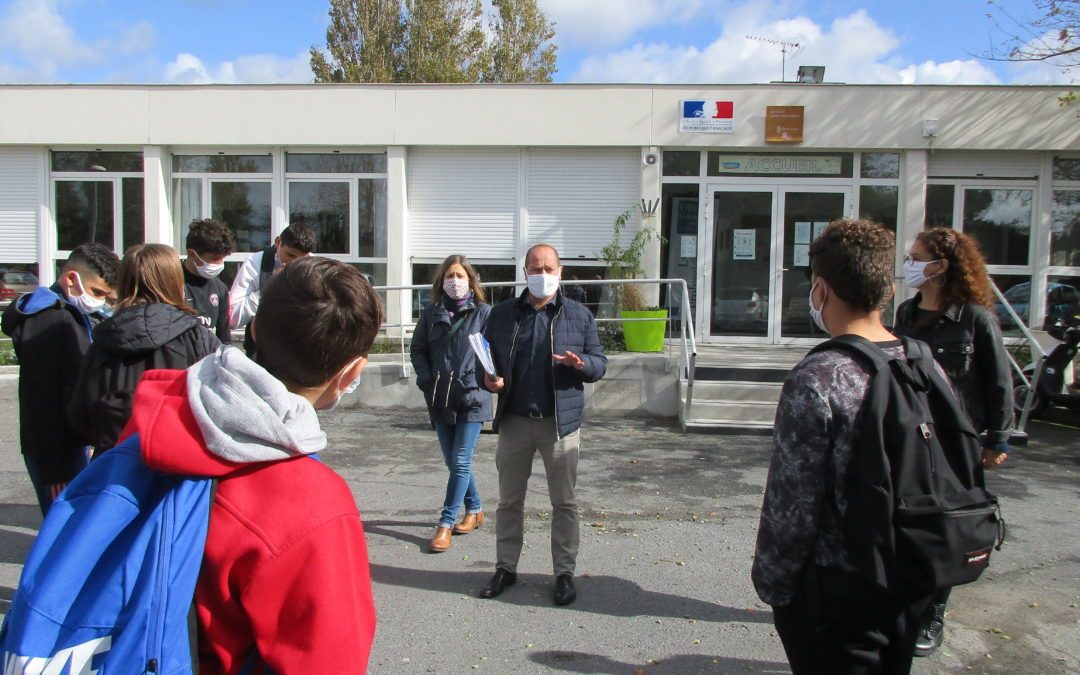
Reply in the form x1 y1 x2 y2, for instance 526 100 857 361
598 210 668 352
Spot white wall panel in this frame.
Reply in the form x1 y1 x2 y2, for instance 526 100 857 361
407 148 518 259
526 148 640 259
0 147 41 262
928 151 1042 178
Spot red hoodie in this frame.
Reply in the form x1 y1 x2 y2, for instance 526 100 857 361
126 369 376 674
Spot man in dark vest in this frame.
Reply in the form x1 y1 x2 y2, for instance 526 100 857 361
228 224 316 357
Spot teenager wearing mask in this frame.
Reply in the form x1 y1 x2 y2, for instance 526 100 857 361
2 243 120 514
183 219 234 344
410 255 493 553
893 227 1012 657
68 244 220 457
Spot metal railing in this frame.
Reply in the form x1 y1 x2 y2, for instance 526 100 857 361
989 282 1051 435
372 278 698 421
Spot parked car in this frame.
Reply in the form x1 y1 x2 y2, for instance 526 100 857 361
712 286 768 331
0 269 39 309
994 281 1079 330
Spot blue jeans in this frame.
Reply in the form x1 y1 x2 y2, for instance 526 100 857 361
433 420 483 528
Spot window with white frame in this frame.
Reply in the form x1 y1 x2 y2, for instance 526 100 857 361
51 150 144 266
172 154 273 254
284 152 388 262
924 177 1037 334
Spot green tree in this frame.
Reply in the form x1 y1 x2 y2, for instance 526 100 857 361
484 0 557 83
310 0 558 83
311 0 402 83
399 0 486 82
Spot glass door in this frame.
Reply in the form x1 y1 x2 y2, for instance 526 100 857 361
777 188 851 340
705 186 776 341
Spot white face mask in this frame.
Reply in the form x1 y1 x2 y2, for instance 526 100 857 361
68 272 106 315
192 252 225 279
808 280 830 335
319 358 364 411
443 277 470 300
903 259 939 289
526 271 560 299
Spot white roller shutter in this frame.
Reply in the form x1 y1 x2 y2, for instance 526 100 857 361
526 148 640 259
928 151 1041 179
0 147 41 263
407 147 518 259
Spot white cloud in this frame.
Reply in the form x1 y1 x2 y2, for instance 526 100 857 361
0 0 101 80
164 51 313 84
569 5 1006 85
540 0 705 47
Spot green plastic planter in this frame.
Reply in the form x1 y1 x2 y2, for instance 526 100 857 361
620 310 668 352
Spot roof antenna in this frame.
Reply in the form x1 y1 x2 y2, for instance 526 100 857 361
746 35 803 82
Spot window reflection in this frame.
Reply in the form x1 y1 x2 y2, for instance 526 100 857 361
289 182 350 254
210 182 272 252
963 189 1031 266
1051 190 1080 267
55 181 114 250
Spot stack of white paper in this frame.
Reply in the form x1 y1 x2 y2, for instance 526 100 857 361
469 333 497 376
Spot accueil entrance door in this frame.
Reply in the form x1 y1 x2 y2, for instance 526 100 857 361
703 185 851 343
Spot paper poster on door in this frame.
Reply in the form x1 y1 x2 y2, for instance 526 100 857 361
680 235 697 258
793 244 810 267
794 222 811 245
733 229 756 260
812 221 829 239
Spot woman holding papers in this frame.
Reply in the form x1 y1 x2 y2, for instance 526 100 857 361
410 255 493 553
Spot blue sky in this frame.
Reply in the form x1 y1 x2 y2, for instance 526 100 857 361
0 0 1071 85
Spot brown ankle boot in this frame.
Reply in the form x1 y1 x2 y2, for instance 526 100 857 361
453 511 485 534
429 526 453 552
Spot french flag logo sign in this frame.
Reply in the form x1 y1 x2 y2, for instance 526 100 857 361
680 100 735 134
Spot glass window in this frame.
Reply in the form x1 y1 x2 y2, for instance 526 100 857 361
1053 157 1080 181
0 263 40 309
288 182 350 254
122 177 144 248
173 178 203 247
925 184 954 229
662 151 700 177
173 155 272 173
286 153 386 174
1051 190 1080 267
963 189 1032 266
1046 275 1080 328
359 178 387 258
51 151 143 173
55 180 114 250
562 263 608 317
990 274 1032 337
860 153 900 179
859 185 898 232
210 182 272 252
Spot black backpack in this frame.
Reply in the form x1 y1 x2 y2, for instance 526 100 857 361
811 334 1006 595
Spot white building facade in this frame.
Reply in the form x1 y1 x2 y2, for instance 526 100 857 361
1 83 1078 343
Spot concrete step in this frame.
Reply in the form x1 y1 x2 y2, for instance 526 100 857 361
682 419 773 435
688 380 783 404
685 399 778 424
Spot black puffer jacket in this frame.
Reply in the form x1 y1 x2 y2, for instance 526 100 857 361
410 296 493 425
483 290 607 439
68 303 220 454
894 296 1013 448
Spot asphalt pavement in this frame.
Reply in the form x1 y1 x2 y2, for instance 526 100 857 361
0 374 1077 674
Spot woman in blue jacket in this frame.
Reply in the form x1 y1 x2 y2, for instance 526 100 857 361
410 255 493 553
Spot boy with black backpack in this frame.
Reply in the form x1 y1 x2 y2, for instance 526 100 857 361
2 257 381 672
752 219 1001 674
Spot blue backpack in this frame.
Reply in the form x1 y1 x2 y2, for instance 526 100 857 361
0 434 214 674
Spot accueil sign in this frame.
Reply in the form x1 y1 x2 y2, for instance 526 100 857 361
714 155 842 175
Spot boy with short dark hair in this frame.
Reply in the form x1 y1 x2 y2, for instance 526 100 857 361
125 256 381 672
2 243 120 515
752 219 934 673
228 223 316 356
183 218 234 343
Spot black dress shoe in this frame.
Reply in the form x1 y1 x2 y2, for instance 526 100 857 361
479 568 517 599
554 573 576 606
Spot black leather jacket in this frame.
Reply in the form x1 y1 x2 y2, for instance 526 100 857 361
894 296 1012 448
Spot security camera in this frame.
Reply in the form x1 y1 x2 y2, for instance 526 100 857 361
643 152 659 166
